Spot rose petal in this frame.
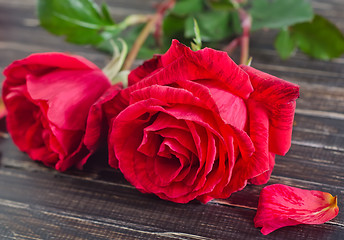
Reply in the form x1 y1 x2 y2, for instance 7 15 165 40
224 100 271 194
84 83 123 152
130 84 204 108
163 105 223 141
191 128 223 198
128 56 163 86
197 138 233 202
55 143 91 171
26 69 110 131
144 112 189 132
255 184 339 235
3 52 99 76
185 121 205 186
102 85 129 126
240 65 299 155
49 124 83 155
161 40 254 99
196 79 247 129
131 80 248 133
5 95 41 151
174 79 218 115
137 130 162 157
28 146 58 166
111 98 165 169
157 138 190 160
153 155 183 185
2 53 100 92
123 40 253 104
154 128 197 155
249 152 275 185
160 39 187 66
122 56 204 102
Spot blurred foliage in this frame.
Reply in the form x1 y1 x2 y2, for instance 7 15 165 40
38 0 344 60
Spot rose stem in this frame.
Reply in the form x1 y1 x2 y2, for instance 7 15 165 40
239 9 251 65
154 0 176 47
122 14 159 70
224 38 241 55
223 9 251 65
0 132 9 139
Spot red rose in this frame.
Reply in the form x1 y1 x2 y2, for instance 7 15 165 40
2 52 115 171
105 40 299 203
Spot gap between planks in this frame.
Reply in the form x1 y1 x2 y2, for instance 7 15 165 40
295 109 344 121
1 167 343 201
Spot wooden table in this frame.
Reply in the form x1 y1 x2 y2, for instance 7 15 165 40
0 0 343 239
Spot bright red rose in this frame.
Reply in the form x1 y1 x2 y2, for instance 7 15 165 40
105 40 300 203
2 52 116 171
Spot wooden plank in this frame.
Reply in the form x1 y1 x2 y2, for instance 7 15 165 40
294 114 344 134
0 130 343 232
0 167 342 240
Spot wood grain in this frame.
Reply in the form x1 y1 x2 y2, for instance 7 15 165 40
0 0 343 239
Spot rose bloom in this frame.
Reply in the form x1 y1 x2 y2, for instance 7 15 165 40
2 52 115 171
105 40 299 203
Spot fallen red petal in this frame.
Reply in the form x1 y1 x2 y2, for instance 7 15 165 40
254 184 339 235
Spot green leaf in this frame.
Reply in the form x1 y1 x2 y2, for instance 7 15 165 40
185 11 233 42
170 0 204 17
274 28 296 59
191 18 202 51
250 0 313 31
291 15 344 60
163 14 186 39
231 11 242 35
38 0 118 45
101 3 114 24
206 0 238 10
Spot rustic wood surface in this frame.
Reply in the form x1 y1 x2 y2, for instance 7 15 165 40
0 0 343 239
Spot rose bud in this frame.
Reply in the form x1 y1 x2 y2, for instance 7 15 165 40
255 184 339 235
104 40 300 203
2 52 117 171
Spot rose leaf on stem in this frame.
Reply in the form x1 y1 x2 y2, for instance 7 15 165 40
38 0 148 47
274 27 297 60
290 14 344 60
250 0 314 31
184 11 234 42
38 0 118 45
170 0 204 17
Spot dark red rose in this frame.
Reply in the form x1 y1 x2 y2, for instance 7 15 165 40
105 40 299 203
2 52 118 171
